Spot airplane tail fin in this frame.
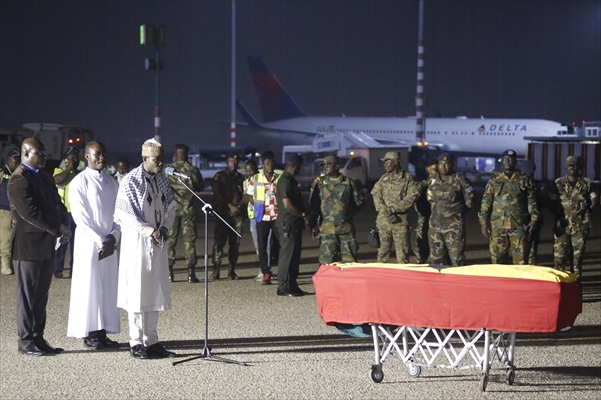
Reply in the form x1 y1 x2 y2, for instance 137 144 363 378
246 56 307 122
235 100 262 128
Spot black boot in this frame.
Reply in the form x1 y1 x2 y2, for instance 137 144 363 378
168 264 174 283
210 264 220 281
228 265 238 280
188 265 200 283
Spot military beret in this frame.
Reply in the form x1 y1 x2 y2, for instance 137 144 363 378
437 152 453 162
565 155 580 166
285 153 304 166
379 151 399 162
501 149 517 158
320 156 339 165
426 158 438 167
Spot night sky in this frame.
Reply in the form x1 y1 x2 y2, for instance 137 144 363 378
1 0 599 154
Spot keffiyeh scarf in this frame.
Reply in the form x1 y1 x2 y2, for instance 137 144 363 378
114 163 174 255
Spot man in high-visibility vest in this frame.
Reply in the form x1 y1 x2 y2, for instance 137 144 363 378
245 154 281 285
243 160 262 280
52 147 82 278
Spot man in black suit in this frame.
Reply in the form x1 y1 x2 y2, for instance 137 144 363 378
7 138 72 356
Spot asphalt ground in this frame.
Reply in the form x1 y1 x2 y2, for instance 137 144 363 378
1 186 600 399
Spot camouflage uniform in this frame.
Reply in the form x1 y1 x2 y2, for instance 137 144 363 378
308 175 326 213
212 168 245 270
165 160 204 268
0 166 14 274
524 180 547 265
427 172 474 266
372 169 419 263
308 174 325 239
478 171 540 264
413 178 432 263
550 175 597 279
309 174 364 264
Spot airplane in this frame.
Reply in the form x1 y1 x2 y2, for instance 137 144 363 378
237 56 572 158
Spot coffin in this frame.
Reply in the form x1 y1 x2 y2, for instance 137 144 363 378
313 263 581 333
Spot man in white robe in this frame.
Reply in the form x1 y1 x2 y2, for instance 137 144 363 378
114 139 176 359
67 141 121 349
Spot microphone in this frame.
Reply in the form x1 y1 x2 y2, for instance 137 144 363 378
164 167 191 180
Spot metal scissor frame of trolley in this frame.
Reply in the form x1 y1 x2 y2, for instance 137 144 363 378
369 324 517 392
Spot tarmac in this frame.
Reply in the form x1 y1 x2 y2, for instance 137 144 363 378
1 189 600 399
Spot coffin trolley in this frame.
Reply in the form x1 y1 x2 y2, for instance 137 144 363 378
313 263 581 391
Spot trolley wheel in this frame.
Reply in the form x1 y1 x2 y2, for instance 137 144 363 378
407 363 421 378
506 368 515 385
371 365 384 383
479 373 489 392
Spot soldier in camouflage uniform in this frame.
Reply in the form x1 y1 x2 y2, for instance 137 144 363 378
308 166 325 241
309 156 364 264
478 149 540 264
165 144 204 283
519 159 546 265
549 156 598 282
211 153 245 280
372 151 419 263
413 159 438 263
427 153 474 267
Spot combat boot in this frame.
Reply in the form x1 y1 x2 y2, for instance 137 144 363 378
188 265 199 283
210 264 220 281
228 265 238 280
168 263 174 283
1 258 13 275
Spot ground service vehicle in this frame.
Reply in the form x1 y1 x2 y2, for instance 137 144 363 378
0 123 93 172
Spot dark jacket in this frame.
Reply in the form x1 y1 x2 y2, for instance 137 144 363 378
7 164 68 260
0 166 11 211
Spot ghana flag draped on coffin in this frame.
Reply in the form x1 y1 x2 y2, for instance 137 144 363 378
313 263 581 333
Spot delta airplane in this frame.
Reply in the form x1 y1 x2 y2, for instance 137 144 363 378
237 56 571 157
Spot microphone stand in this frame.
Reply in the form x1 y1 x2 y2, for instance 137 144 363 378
172 176 248 367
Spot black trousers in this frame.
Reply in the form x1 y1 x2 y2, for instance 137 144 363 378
277 224 302 293
13 259 54 347
257 220 279 275
54 213 75 275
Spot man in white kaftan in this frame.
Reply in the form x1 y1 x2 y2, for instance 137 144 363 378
67 141 121 349
114 139 177 359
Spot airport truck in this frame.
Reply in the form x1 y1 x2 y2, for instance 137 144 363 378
1 123 93 171
339 147 410 189
1 126 32 163
281 143 411 190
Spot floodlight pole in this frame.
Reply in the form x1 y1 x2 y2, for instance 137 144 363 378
415 0 426 146
230 0 236 147
155 44 161 143
140 24 165 143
